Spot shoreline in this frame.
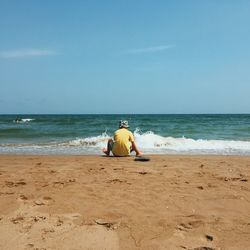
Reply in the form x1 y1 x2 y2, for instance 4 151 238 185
1 153 250 157
0 155 250 249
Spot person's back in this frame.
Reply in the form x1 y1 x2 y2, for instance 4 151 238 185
102 120 141 157
112 128 134 156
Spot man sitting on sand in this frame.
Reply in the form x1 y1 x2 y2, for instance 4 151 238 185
103 120 141 157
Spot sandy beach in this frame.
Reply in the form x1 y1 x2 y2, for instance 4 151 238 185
0 155 250 250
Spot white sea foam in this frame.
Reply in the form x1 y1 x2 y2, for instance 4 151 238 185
133 129 250 154
58 129 250 155
66 132 110 148
1 130 250 155
21 118 34 122
13 118 35 123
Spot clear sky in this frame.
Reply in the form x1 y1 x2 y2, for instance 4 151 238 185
0 0 249 114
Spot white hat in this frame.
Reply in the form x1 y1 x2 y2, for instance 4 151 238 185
119 120 129 128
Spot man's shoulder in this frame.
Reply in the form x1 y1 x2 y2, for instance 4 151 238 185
127 130 133 135
114 128 133 135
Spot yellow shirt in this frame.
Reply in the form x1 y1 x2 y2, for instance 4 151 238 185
112 128 135 156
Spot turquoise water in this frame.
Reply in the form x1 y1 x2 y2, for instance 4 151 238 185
0 114 250 155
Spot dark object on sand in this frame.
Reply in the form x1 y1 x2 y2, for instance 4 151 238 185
205 235 214 241
134 156 150 162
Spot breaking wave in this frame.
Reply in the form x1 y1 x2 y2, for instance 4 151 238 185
13 118 35 123
1 129 250 155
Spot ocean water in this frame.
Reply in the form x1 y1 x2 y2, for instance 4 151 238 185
0 114 250 155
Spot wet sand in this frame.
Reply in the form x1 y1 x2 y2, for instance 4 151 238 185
0 155 250 250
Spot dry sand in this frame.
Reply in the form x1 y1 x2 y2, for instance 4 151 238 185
0 155 250 250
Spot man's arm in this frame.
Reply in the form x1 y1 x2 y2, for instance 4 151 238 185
131 141 142 156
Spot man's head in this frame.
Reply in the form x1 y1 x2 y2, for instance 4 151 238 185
119 120 129 128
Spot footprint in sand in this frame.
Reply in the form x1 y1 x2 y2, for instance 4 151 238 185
16 181 26 185
240 178 248 182
11 215 25 224
95 218 120 230
67 178 76 183
138 171 148 175
113 168 123 171
42 228 55 233
53 181 65 188
176 223 192 232
48 170 57 174
106 179 131 185
26 243 36 249
0 191 15 195
177 220 204 232
30 248 46 250
34 200 46 206
18 194 28 201
193 247 215 250
56 218 64 227
208 183 217 188
218 176 248 182
63 213 81 220
32 216 46 222
43 196 53 201
34 197 53 206
107 179 123 184
5 180 27 187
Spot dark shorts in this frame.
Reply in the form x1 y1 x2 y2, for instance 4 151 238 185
108 140 114 151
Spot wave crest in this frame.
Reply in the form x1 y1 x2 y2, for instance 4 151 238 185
13 118 35 123
66 132 110 147
133 129 250 153
59 129 250 154
1 129 250 155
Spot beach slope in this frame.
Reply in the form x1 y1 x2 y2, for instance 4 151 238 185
0 155 250 250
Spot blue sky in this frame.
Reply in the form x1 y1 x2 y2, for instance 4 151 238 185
0 0 249 114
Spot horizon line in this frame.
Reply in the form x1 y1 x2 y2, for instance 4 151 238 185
1 113 249 115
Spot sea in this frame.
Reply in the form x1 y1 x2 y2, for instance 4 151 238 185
0 114 250 155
